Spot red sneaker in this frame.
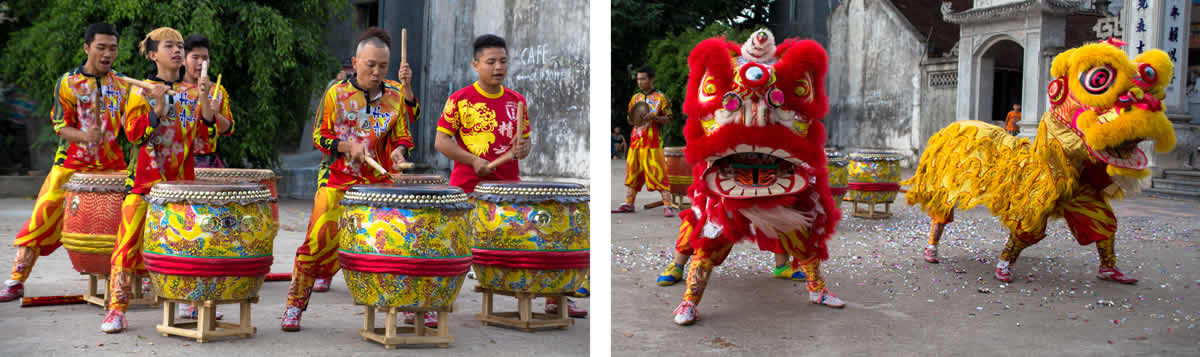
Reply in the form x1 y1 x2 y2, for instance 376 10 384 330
100 310 127 333
994 261 1013 283
611 203 634 213
403 312 438 328
0 280 23 302
546 298 588 318
312 278 330 292
923 245 939 264
281 306 302 331
1097 267 1137 284
673 301 697 325
664 206 677 217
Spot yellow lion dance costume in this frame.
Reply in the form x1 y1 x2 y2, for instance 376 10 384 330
904 39 1176 284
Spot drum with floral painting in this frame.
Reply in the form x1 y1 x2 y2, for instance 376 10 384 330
847 151 903 203
825 150 849 206
194 168 279 220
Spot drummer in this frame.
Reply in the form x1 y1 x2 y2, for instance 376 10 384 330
281 27 419 332
182 34 234 168
103 27 214 333
611 65 675 217
433 34 587 318
0 23 131 302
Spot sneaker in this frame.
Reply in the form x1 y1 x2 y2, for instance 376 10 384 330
178 304 224 320
656 263 684 286
673 301 698 325
0 280 23 302
994 261 1013 283
141 277 153 294
772 265 807 281
280 306 303 331
1097 267 1138 284
573 281 590 298
808 288 845 308
664 206 677 217
100 310 127 333
611 203 634 213
924 245 940 264
402 312 438 328
313 278 331 292
545 298 588 318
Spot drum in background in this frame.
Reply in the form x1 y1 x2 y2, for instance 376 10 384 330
142 181 278 301
825 150 849 206
470 181 589 294
846 151 903 203
335 184 473 309
194 168 279 219
389 173 449 185
664 147 691 199
61 172 127 274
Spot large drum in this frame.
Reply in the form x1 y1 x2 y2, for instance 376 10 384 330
336 184 472 309
390 173 448 185
142 181 278 301
825 150 849 206
847 151 903 203
61 172 126 274
664 147 691 198
194 168 279 219
470 181 589 294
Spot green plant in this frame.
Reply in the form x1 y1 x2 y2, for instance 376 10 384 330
0 0 348 168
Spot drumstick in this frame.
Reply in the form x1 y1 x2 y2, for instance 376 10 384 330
487 102 525 170
401 28 408 87
200 60 208 85
363 155 388 176
210 74 222 100
115 75 177 95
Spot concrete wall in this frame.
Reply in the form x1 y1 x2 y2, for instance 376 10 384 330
826 0 927 163
421 0 590 179
919 57 959 146
770 0 840 47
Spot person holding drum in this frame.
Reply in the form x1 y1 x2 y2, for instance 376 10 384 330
612 66 676 217
434 34 587 318
281 27 420 331
0 23 131 302
183 34 234 169
102 27 215 333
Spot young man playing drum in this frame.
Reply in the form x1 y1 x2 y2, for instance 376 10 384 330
434 34 587 318
0 23 130 302
183 34 234 168
102 27 216 333
611 66 676 217
281 27 419 331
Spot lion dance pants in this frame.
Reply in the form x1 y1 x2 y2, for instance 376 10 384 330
8 166 77 282
285 187 347 310
624 147 671 206
108 194 150 312
674 219 827 304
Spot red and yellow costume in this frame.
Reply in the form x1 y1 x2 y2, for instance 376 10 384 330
285 77 417 311
108 75 206 312
436 82 529 193
192 84 234 168
6 66 129 284
905 40 1178 284
623 90 672 204
671 32 842 322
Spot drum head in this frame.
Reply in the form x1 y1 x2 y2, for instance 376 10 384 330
195 168 277 180
472 181 589 203
147 180 274 205
390 173 449 185
848 151 904 161
65 171 127 192
342 184 470 209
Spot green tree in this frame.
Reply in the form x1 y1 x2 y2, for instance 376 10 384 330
0 0 348 168
611 0 770 147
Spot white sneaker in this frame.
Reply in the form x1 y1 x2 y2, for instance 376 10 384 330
178 304 224 320
673 301 697 325
808 288 845 308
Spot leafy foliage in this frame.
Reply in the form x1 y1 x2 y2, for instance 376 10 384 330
0 0 348 168
611 0 771 147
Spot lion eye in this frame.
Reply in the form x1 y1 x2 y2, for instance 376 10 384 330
1080 65 1115 94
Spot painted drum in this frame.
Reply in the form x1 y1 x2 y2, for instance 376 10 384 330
336 184 473 309
847 151 904 203
61 172 127 274
664 146 692 197
143 181 278 301
389 173 449 185
825 150 849 205
194 168 279 220
470 181 589 294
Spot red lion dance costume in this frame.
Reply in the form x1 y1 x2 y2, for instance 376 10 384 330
671 30 843 325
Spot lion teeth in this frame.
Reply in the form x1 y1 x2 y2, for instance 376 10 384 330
735 144 752 153
719 180 735 191
768 185 783 195
754 146 774 154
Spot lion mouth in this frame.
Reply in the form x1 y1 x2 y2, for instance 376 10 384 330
1089 138 1148 170
703 145 812 198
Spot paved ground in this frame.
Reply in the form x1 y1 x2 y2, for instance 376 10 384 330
610 159 1200 356
0 198 588 356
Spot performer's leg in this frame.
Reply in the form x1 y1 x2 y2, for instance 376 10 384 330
312 271 334 292
995 223 1045 283
644 148 674 216
614 150 645 213
657 218 695 286
101 194 149 333
282 187 346 331
796 255 844 308
772 252 807 281
673 242 734 325
1 166 76 301
925 211 954 264
1059 190 1132 283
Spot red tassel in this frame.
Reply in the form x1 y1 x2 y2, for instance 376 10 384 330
265 273 292 281
21 295 85 307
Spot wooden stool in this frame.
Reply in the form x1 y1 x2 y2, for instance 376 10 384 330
81 272 156 308
359 305 453 349
850 198 892 219
475 287 572 331
157 296 257 343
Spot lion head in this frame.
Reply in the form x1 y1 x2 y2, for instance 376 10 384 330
1047 40 1177 178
